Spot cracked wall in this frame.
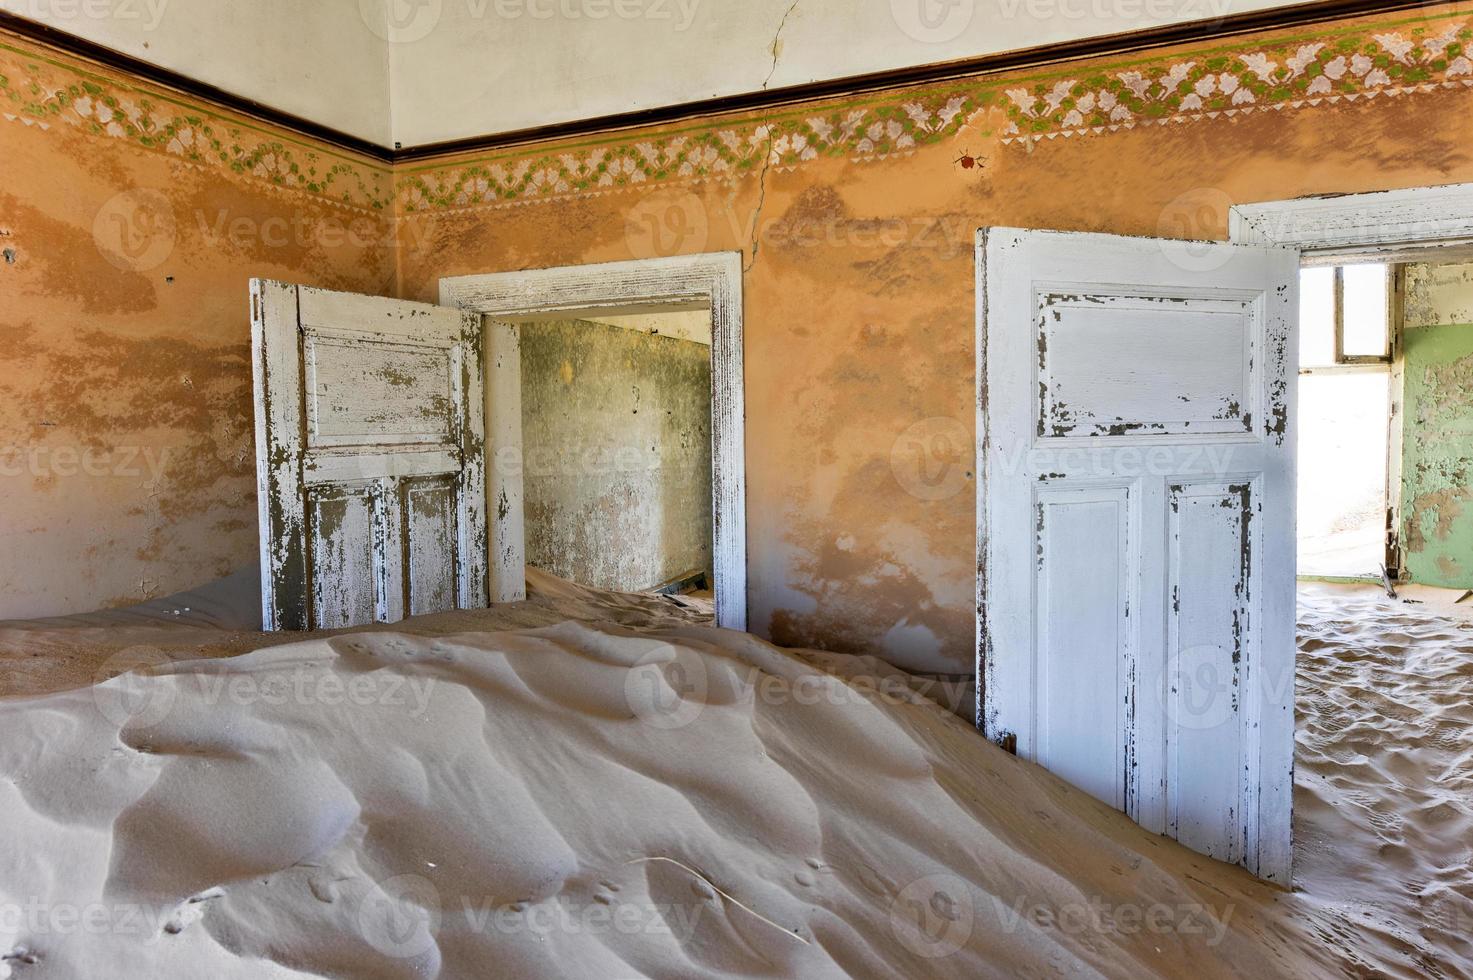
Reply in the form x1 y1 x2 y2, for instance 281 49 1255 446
1401 261 1473 589
7 9 1473 669
396 8 1473 673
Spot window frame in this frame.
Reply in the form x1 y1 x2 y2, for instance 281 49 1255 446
1328 263 1397 367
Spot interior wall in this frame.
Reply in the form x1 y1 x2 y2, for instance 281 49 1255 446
7 6 1473 666
8 1 393 145
519 318 714 592
0 29 395 619
397 4 1473 672
1400 261 1473 589
385 0 1317 146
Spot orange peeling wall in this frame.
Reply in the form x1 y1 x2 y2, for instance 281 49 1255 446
0 34 395 618
5 7 1473 670
396 5 1473 672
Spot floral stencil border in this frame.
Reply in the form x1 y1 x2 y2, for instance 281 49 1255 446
397 8 1473 214
2 7 1469 220
0 36 392 213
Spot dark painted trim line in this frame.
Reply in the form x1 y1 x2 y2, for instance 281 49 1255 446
394 0 1451 160
0 10 395 161
1 0 1454 166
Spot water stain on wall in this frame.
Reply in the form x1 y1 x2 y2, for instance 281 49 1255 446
1400 262 1473 588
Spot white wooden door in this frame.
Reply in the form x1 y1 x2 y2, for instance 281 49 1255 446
977 228 1298 883
251 281 488 631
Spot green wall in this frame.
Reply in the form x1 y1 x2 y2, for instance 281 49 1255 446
1400 263 1473 588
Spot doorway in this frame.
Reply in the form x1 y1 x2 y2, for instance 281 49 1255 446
439 252 747 631
1295 261 1396 581
517 310 715 597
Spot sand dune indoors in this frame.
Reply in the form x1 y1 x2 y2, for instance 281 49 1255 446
0 576 1468 978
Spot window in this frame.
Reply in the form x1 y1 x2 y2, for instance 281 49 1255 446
1299 263 1395 368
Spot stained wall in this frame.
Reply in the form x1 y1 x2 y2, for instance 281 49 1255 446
520 318 714 592
396 6 1473 671
0 32 395 618
7 8 1473 669
1401 260 1473 588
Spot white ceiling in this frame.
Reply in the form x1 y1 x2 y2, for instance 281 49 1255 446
22 0 1322 150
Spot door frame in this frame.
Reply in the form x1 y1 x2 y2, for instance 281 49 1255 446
967 182 1473 876
1230 182 1473 582
439 252 747 632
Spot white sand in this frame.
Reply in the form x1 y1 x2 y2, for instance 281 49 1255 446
0 575 1467 978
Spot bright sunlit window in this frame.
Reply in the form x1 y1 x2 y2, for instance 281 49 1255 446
1299 263 1393 368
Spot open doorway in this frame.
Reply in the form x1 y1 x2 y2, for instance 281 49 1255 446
1295 261 1396 581
439 253 747 631
517 310 715 599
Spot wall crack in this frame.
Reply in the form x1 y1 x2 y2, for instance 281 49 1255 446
745 0 801 274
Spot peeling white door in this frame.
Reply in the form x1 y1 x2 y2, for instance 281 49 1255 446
977 229 1298 883
251 281 487 631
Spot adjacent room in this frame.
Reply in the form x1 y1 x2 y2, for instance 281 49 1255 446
518 310 716 598
2 1 1472 977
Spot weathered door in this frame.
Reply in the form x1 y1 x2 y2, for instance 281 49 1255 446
251 281 487 631
977 228 1298 883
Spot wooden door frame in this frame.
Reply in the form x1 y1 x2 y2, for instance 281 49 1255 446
1230 182 1473 582
439 252 747 631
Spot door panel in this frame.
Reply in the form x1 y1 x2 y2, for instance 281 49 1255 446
252 280 488 631
977 228 1297 883
1035 485 1133 812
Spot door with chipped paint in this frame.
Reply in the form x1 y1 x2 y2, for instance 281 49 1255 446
976 228 1298 883
251 280 488 631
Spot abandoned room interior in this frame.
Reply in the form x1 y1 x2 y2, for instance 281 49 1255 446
2 0 1472 976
